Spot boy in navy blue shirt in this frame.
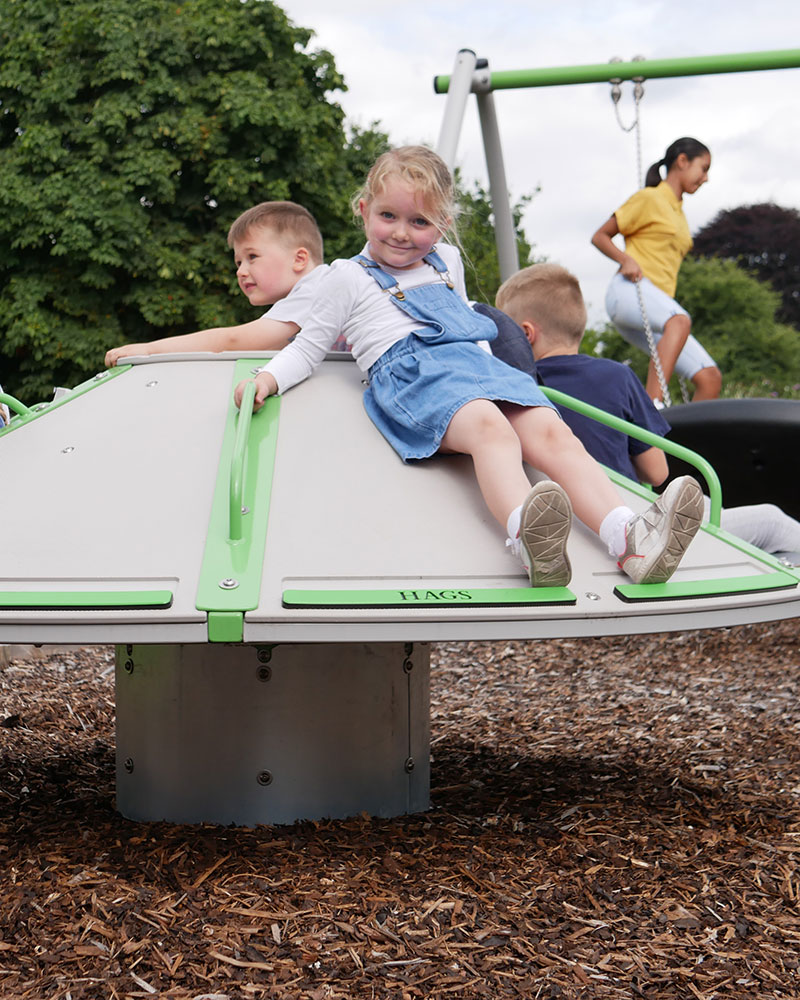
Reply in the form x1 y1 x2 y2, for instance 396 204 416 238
495 263 669 485
494 263 800 561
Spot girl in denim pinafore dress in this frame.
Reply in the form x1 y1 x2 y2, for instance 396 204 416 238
355 248 554 462
239 146 704 588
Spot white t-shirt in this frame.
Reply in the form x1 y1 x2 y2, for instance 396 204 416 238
264 263 330 327
260 243 468 394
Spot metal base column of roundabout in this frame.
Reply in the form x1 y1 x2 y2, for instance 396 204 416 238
115 642 430 826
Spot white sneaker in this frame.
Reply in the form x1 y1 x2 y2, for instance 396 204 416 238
516 481 573 587
618 476 703 584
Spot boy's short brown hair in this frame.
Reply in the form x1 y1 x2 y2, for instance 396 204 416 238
227 201 324 264
496 263 587 347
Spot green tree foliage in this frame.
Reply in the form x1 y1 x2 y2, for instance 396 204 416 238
0 0 386 400
692 203 800 330
456 180 538 303
677 255 800 391
584 256 800 398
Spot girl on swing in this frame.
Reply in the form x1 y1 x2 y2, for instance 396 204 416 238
236 146 702 587
591 137 722 404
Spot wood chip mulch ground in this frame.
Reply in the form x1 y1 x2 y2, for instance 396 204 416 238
1 620 799 999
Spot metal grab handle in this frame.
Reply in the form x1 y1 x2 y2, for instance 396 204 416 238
540 386 723 526
229 381 256 542
0 391 32 419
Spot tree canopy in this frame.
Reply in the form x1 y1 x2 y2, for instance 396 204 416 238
455 181 538 304
0 0 385 400
692 203 800 330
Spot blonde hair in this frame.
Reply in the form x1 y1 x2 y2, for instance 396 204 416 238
352 145 456 238
496 263 587 347
227 201 324 264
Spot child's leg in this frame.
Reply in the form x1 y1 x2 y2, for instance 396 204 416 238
440 399 572 586
501 405 622 532
503 404 703 584
646 313 690 402
691 365 722 400
439 398 534 527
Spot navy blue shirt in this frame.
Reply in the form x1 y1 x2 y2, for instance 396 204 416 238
535 354 670 481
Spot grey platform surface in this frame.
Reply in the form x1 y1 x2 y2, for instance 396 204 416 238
1 353 798 644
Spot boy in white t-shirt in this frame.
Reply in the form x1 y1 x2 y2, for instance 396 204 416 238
104 201 332 367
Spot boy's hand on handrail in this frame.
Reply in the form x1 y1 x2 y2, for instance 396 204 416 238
234 372 277 412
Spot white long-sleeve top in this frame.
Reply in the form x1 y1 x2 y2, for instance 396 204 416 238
258 242 468 394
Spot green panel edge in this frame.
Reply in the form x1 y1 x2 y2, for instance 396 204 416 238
208 611 244 643
615 571 798 603
0 366 130 437
195 360 281 641
282 586 576 609
0 590 173 610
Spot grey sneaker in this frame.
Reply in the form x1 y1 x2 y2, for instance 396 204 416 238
518 481 573 587
618 476 703 584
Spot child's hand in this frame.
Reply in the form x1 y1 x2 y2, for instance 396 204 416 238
105 343 150 367
619 254 643 283
234 372 277 411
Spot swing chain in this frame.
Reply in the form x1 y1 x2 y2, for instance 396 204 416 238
609 56 646 186
608 57 645 135
609 56 674 406
635 280 672 408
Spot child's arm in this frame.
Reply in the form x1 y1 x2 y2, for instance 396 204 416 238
234 371 277 413
591 216 642 282
104 316 298 367
632 446 669 487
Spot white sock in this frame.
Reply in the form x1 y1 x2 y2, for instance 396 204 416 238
599 505 636 557
505 505 523 559
506 505 522 541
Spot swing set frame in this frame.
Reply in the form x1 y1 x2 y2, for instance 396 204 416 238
433 47 800 283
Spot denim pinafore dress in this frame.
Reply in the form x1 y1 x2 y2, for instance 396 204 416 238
355 250 553 462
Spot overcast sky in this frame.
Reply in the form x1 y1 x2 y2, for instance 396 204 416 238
277 0 800 325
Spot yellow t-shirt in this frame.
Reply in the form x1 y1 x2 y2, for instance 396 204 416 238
613 181 692 298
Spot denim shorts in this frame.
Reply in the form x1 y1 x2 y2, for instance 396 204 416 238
364 333 554 462
606 272 716 379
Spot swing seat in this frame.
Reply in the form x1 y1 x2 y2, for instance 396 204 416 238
665 398 800 520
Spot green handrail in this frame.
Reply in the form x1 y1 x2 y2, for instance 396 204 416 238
0 391 32 419
229 381 256 542
540 386 723 526
434 48 800 93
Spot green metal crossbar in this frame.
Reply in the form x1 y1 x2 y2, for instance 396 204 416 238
434 49 800 93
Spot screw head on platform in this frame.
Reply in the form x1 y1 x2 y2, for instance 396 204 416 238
219 578 239 589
